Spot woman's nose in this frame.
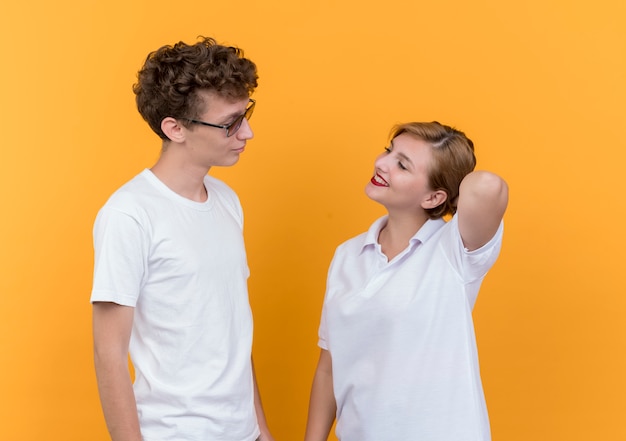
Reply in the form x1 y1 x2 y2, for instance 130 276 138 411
374 152 388 170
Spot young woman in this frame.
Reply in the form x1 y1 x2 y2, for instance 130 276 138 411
305 121 509 441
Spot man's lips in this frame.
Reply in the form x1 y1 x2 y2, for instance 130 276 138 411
370 173 389 187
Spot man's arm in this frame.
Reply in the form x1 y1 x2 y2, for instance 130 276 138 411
93 301 142 441
251 357 275 441
304 349 336 441
457 170 509 251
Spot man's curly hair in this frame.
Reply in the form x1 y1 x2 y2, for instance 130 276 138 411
133 36 258 140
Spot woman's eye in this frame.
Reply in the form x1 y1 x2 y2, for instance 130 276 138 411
398 161 407 170
384 146 391 153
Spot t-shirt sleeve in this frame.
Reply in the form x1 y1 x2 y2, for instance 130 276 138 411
91 206 148 306
440 214 504 283
317 246 343 350
318 303 329 350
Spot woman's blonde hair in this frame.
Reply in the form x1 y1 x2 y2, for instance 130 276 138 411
390 121 476 218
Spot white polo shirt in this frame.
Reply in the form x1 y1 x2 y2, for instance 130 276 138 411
318 215 503 441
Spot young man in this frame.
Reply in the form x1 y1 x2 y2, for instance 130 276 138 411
91 37 273 441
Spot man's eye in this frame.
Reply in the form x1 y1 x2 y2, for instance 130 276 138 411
224 115 242 127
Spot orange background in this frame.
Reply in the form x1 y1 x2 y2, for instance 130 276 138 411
1 1 625 440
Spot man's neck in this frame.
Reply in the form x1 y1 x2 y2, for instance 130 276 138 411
150 153 210 202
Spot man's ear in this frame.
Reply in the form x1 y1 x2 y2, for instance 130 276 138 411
161 117 186 143
421 190 448 210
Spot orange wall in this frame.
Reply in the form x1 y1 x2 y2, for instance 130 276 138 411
1 1 625 440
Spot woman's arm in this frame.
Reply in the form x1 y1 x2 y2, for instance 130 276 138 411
457 171 509 251
304 349 337 441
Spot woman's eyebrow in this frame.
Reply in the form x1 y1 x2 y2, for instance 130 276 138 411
397 151 413 166
390 140 413 165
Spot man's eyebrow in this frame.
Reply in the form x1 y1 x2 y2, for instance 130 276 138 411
218 109 244 123
224 102 250 120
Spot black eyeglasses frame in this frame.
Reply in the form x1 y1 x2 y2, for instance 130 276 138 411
184 99 256 137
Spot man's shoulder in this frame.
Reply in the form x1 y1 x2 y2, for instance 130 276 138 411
204 174 236 195
204 174 242 209
100 170 155 212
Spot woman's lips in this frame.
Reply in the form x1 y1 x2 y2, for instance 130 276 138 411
370 173 389 187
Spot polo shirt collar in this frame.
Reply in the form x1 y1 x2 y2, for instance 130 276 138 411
360 215 447 253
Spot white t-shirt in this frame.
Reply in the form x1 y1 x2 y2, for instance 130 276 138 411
91 169 259 441
319 215 504 441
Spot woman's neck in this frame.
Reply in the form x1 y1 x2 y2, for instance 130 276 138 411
378 211 429 261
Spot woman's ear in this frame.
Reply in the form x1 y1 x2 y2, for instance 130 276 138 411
421 190 448 210
161 117 186 143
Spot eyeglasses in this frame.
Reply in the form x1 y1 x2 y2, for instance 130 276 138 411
185 99 255 137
